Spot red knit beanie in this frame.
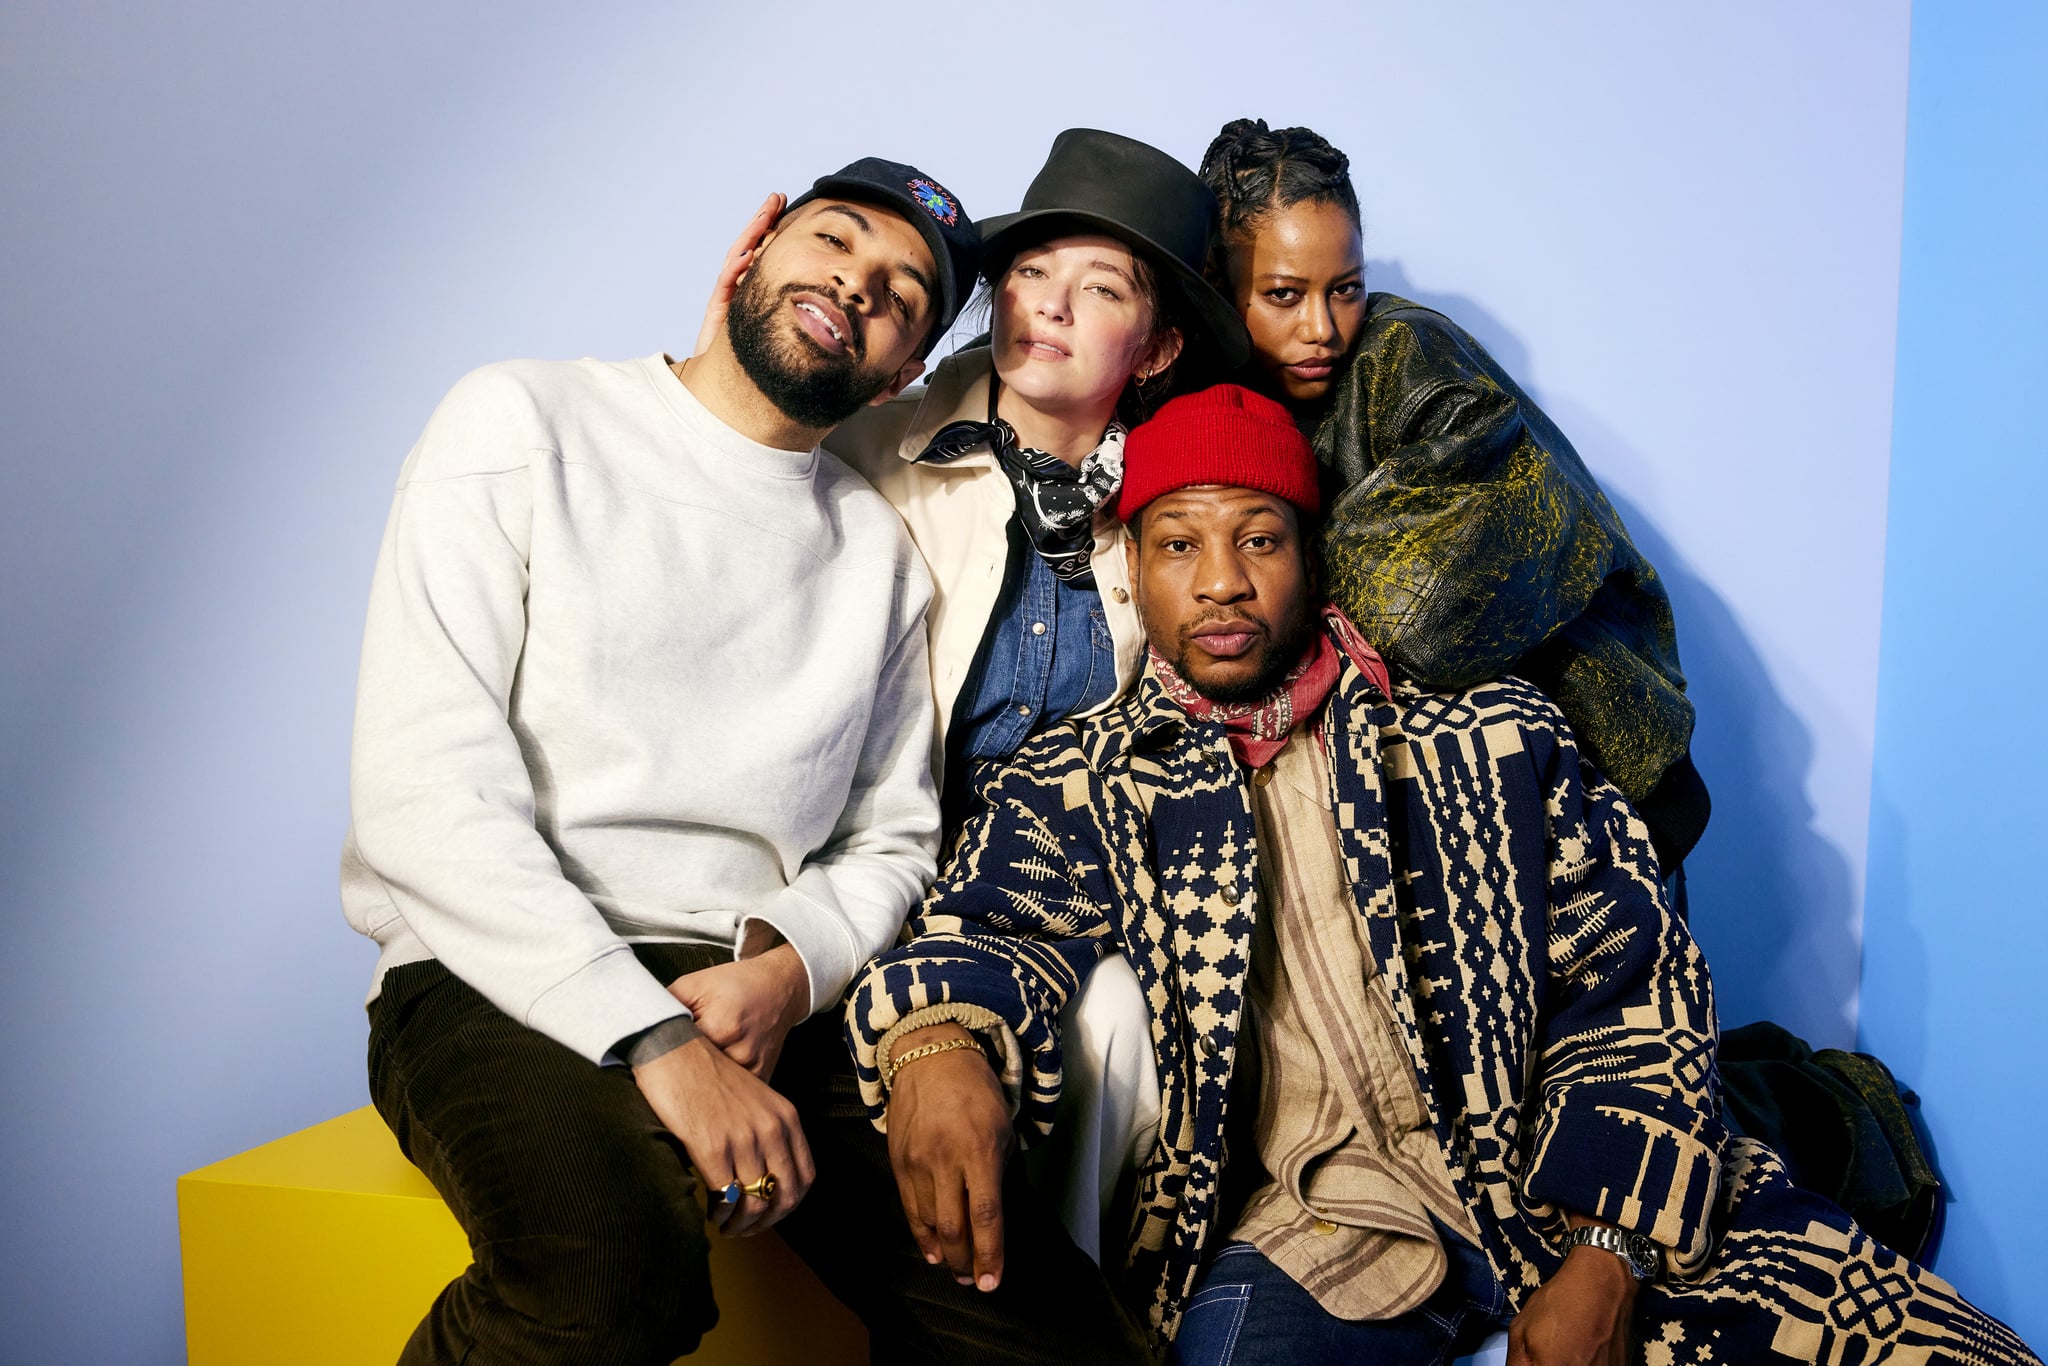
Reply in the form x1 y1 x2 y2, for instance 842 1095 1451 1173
1118 384 1321 523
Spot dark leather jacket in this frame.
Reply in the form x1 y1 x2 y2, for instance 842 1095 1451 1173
1312 293 1708 863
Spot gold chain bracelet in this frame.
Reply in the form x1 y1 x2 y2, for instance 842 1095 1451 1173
884 1035 980 1088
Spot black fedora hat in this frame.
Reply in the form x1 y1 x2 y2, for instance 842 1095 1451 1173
978 129 1250 369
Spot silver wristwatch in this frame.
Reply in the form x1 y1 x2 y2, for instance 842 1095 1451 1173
1561 1224 1660 1281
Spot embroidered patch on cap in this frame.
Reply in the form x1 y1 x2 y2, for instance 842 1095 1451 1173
907 178 959 227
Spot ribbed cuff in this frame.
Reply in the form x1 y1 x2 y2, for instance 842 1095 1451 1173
615 1014 702 1069
875 1002 1022 1118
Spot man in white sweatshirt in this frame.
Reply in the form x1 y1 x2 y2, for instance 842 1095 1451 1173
343 158 981 1364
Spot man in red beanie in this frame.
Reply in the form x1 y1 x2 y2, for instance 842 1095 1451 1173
843 386 2038 1366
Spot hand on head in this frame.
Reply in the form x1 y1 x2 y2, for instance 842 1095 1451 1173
690 192 786 361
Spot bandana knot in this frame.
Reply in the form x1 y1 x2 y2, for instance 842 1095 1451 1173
915 400 1124 588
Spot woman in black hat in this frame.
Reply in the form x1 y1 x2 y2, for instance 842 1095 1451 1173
1198 117 1710 874
822 128 1248 808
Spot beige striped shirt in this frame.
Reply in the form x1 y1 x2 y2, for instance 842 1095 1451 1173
1229 725 1482 1320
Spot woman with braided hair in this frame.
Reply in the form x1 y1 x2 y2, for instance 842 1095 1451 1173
1199 118 1710 868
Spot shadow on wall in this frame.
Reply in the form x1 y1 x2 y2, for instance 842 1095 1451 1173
1364 260 1859 1041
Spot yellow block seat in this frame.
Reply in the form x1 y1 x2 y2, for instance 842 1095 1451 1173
179 1107 869 1365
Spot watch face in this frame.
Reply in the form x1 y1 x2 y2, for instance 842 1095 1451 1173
1623 1233 1660 1279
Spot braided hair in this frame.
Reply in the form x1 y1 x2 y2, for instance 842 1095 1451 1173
1198 118 1361 250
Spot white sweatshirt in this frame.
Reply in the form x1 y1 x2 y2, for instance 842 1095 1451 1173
341 355 940 1063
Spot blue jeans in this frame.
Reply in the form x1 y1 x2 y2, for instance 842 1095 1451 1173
1170 1230 1508 1366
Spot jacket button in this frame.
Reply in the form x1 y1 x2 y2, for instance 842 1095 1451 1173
1220 886 1241 906
1198 1035 1219 1058
1031 621 1047 635
1111 587 1129 603
1312 1218 1339 1236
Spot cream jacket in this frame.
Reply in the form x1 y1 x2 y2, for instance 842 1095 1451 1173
823 347 1144 778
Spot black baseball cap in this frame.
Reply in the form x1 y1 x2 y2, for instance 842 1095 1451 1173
786 158 981 357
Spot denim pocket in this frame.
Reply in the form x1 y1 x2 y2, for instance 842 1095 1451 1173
1170 1280 1254 1366
1080 605 1117 705
1089 604 1115 652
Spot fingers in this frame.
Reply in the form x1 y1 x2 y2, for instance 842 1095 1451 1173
737 192 784 254
931 1166 976 1283
722 1113 789 1237
787 1117 817 1191
715 199 778 290
713 1130 769 1238
740 1119 814 1235
964 1154 1006 1292
664 969 748 1056
715 248 754 294
701 1144 738 1233
647 1036 809 1239
724 196 781 274
691 192 784 359
722 1095 814 1238
891 1142 942 1266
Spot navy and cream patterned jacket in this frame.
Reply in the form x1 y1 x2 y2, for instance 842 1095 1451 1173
845 631 1724 1345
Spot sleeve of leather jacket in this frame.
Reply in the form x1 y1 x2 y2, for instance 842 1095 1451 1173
1517 718 1724 1275
1315 309 1622 690
843 741 1119 1136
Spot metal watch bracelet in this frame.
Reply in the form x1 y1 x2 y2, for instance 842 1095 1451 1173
1561 1224 1660 1281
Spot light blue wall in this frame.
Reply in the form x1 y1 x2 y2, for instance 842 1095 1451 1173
0 2 1949 1358
1862 3 2048 1347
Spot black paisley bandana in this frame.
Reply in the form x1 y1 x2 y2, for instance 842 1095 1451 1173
915 388 1124 587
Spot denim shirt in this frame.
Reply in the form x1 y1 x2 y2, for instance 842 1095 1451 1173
951 525 1118 767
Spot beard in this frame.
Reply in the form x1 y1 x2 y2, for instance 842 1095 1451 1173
1161 598 1318 704
726 270 901 430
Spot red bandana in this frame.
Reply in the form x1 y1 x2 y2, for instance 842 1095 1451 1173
1151 605 1393 768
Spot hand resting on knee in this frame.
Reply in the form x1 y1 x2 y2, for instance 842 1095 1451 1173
884 1022 1014 1293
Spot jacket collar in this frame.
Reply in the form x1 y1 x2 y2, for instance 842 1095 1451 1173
895 346 996 463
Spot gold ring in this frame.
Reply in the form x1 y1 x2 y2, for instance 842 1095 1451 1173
741 1172 778 1201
